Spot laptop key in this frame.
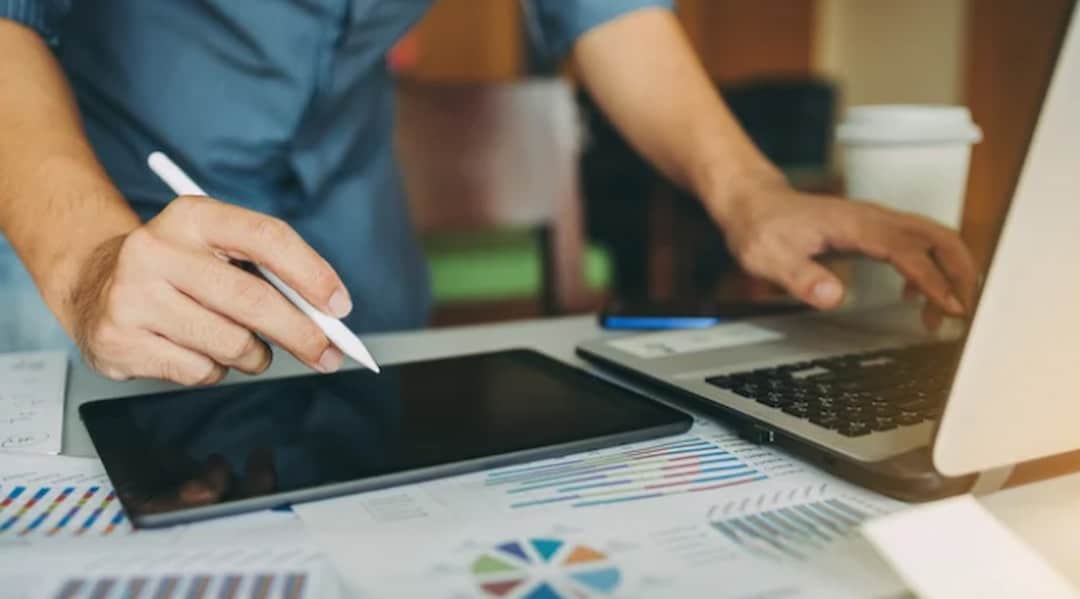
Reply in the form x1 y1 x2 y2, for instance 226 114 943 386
873 405 900 418
898 411 923 425
733 384 763 398
756 394 786 408
789 389 813 402
837 421 872 437
810 412 840 429
839 391 867 404
842 404 868 418
813 383 836 395
868 396 893 409
872 416 898 431
782 402 811 417
764 380 790 391
813 396 840 410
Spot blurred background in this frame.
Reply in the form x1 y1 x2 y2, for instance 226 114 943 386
387 0 1071 327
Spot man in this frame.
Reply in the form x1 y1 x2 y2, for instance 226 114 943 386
0 1 976 386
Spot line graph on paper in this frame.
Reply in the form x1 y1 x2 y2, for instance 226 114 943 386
485 436 769 510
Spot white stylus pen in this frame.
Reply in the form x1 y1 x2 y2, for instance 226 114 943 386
147 151 381 373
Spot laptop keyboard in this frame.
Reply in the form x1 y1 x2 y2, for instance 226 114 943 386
705 342 963 437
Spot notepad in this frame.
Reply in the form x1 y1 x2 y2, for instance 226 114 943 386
0 351 68 455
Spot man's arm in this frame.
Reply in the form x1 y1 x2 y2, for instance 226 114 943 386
0 19 349 383
571 9 976 319
0 19 140 330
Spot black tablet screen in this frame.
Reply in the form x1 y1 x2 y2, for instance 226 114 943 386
80 350 690 523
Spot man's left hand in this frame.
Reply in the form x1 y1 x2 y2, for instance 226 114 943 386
709 178 978 329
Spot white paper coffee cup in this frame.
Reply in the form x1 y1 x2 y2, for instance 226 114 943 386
837 105 982 306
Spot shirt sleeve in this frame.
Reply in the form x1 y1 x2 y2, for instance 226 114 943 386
0 0 72 45
528 0 674 60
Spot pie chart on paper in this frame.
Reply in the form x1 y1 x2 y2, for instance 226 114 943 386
471 538 623 598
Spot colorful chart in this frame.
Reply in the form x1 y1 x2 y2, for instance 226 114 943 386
708 496 886 561
485 437 767 509
472 538 622 598
50 571 310 599
0 484 129 538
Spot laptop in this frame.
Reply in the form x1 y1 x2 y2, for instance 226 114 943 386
578 4 1080 502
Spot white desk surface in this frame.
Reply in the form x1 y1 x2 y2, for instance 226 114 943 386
62 314 1080 585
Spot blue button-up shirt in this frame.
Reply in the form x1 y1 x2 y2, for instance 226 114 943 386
0 0 670 352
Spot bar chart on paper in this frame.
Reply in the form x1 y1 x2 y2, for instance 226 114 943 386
0 484 129 538
707 493 891 561
485 436 768 510
49 571 312 599
471 538 622 598
42 546 332 599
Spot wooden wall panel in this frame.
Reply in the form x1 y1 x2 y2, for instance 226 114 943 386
399 0 815 84
815 0 968 109
964 0 1074 268
677 0 817 82
403 0 522 82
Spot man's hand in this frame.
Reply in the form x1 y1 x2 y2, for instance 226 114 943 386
712 178 978 327
70 196 352 385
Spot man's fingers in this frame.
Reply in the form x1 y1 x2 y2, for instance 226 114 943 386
177 198 352 318
164 251 341 373
903 279 921 302
885 249 964 316
147 287 272 375
125 334 227 386
897 214 978 311
79 203 353 386
922 303 945 334
837 212 967 316
752 247 845 310
929 235 978 311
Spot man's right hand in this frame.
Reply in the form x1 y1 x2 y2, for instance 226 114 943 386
69 195 353 386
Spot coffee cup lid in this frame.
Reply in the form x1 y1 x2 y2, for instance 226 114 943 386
837 105 983 146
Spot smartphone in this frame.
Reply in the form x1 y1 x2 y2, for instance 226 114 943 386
599 299 808 331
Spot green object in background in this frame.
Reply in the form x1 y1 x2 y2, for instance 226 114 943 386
423 230 611 303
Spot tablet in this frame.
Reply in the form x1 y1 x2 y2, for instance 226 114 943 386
80 349 691 528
